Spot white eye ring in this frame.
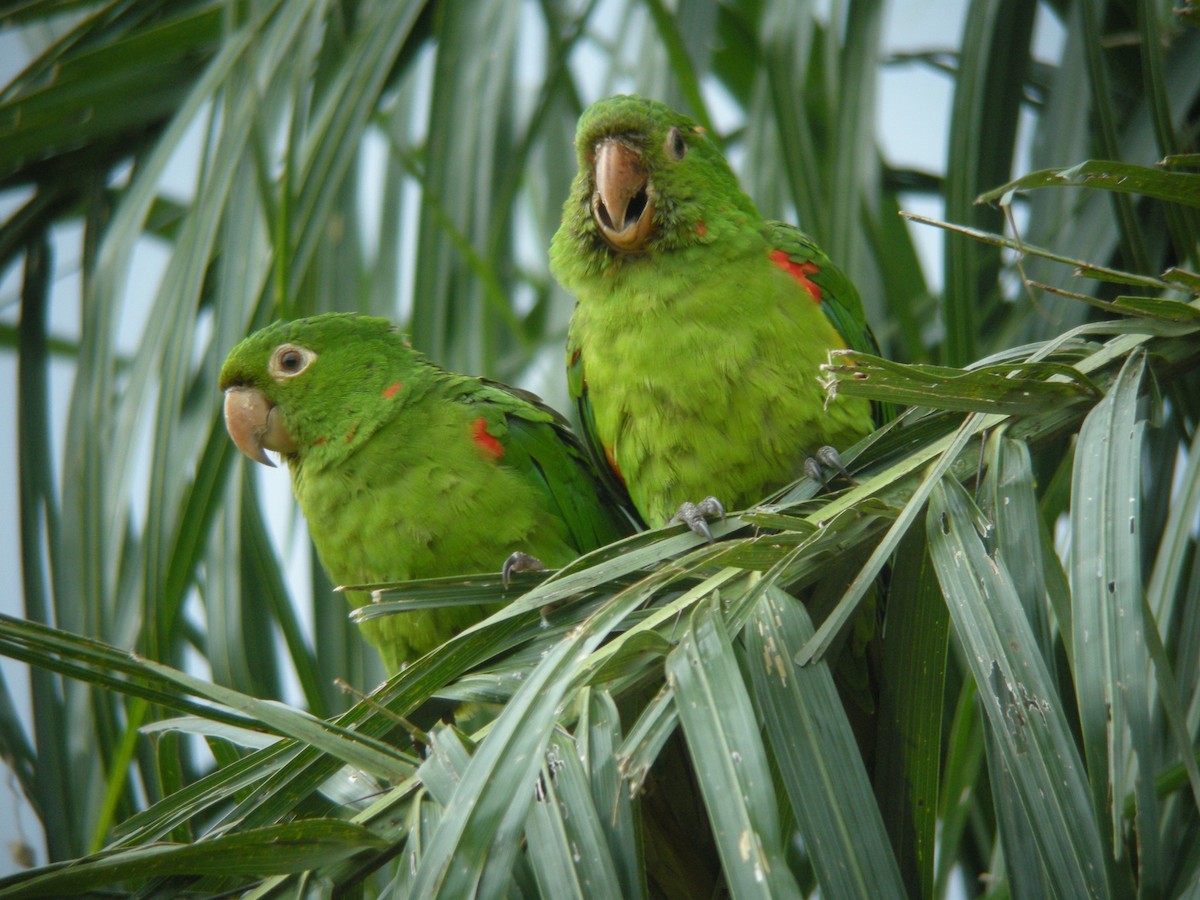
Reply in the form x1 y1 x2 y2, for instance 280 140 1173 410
664 126 688 161
269 343 317 379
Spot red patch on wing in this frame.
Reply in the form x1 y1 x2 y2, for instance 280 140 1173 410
383 381 403 398
345 423 358 443
769 249 822 303
314 437 326 446
604 444 626 485
472 417 505 460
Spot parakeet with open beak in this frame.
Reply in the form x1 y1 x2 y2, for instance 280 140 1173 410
550 95 879 538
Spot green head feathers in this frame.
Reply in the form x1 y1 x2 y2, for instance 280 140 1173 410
219 313 430 472
550 94 760 284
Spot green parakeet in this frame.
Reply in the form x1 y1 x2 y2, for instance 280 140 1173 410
550 95 879 536
219 313 633 673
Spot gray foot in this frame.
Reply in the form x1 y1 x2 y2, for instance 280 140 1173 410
805 445 857 485
502 551 546 588
670 496 726 542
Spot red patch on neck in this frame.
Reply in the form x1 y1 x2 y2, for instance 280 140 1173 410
769 249 821 303
695 220 707 237
383 381 403 398
472 417 505 460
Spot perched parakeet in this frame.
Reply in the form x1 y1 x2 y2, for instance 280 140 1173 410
550 95 878 536
219 313 633 672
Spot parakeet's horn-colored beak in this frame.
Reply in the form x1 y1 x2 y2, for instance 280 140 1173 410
223 386 297 468
591 139 656 253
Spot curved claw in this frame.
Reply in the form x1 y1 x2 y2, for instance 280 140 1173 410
805 445 858 486
502 551 546 588
670 496 726 543
803 456 825 483
816 444 857 484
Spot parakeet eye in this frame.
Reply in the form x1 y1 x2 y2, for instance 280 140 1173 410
269 343 316 379
664 127 688 161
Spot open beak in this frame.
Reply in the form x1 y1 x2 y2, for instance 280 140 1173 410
223 386 296 467
591 139 656 253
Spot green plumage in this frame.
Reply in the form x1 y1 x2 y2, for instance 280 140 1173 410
219 313 632 672
550 95 877 528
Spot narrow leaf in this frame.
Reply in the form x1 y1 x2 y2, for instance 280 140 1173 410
928 477 1110 898
667 599 801 899
743 584 905 897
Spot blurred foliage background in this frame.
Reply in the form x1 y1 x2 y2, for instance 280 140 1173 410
1 0 1200 896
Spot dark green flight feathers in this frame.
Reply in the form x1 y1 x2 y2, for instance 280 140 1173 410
550 94 879 534
219 313 633 672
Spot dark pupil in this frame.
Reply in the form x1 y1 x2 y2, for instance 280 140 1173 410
673 131 685 156
282 351 300 371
